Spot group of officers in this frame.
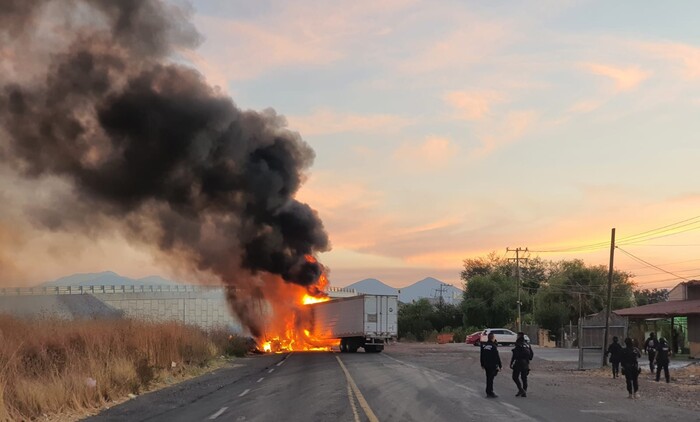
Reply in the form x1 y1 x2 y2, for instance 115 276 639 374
479 330 674 400
605 332 674 398
479 331 533 398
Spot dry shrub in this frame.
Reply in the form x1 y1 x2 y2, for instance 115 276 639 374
0 315 240 421
208 328 252 357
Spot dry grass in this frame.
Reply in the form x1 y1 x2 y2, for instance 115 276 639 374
0 315 244 421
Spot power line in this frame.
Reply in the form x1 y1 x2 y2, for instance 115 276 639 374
521 285 630 300
616 247 689 281
617 215 700 244
617 223 700 246
618 244 700 247
623 257 700 272
529 214 700 253
628 267 700 278
634 276 700 286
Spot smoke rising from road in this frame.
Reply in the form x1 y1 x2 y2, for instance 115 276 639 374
0 0 330 334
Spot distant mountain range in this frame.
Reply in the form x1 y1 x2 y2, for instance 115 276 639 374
40 272 463 304
42 271 179 287
344 277 462 304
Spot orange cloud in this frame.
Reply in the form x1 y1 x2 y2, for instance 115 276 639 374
296 174 391 250
471 110 538 158
392 136 459 168
180 50 233 93
567 98 606 114
193 16 343 80
398 22 512 74
636 41 700 80
581 62 651 92
443 90 505 120
287 109 412 137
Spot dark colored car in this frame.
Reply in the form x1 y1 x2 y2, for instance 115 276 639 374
465 331 482 346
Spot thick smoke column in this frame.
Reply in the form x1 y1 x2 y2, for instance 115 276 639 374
0 0 329 334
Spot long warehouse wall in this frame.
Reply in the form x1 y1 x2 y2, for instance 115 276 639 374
0 285 357 333
0 285 240 331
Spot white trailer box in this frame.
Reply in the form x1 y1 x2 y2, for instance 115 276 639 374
309 294 398 353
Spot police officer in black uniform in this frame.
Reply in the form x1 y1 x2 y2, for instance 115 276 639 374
605 336 623 378
655 337 672 383
510 332 534 397
621 337 642 399
480 332 502 398
643 332 657 373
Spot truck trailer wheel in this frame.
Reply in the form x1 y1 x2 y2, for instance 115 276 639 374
339 339 346 353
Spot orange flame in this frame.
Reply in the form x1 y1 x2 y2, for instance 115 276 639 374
256 256 338 352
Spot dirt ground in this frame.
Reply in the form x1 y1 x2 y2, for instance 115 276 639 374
387 342 700 412
568 360 700 411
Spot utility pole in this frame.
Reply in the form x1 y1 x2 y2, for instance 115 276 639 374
602 228 616 367
433 283 450 306
578 292 583 370
507 247 528 332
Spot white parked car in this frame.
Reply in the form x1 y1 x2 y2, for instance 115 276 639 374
479 328 530 346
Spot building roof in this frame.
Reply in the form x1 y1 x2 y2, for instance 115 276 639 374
614 299 700 317
669 280 700 301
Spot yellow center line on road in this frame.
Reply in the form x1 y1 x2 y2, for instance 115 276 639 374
346 382 361 422
335 356 380 422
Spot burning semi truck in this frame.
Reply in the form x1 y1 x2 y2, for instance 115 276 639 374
307 294 398 353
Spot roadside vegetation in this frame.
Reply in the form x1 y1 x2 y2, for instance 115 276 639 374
0 315 248 421
398 252 668 343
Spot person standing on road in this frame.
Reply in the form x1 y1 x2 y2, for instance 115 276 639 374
655 337 672 383
510 333 533 397
644 332 658 373
621 337 642 399
644 331 659 374
672 328 684 354
480 332 502 398
605 336 623 378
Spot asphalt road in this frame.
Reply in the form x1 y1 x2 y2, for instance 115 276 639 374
85 344 700 422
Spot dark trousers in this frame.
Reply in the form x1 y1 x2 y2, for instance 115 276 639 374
611 361 620 378
624 370 639 394
647 351 656 372
512 366 528 392
484 368 497 395
656 362 669 383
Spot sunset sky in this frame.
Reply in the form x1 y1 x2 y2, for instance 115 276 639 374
3 0 700 290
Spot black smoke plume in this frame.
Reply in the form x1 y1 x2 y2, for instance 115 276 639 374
0 0 330 334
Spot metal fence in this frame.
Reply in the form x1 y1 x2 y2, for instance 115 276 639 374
0 284 358 296
0 284 221 296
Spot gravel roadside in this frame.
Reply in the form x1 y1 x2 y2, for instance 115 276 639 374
386 342 700 413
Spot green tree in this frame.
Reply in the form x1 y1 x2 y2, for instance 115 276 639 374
534 260 635 336
461 252 550 322
398 299 434 341
461 272 517 328
429 302 463 332
633 288 669 305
